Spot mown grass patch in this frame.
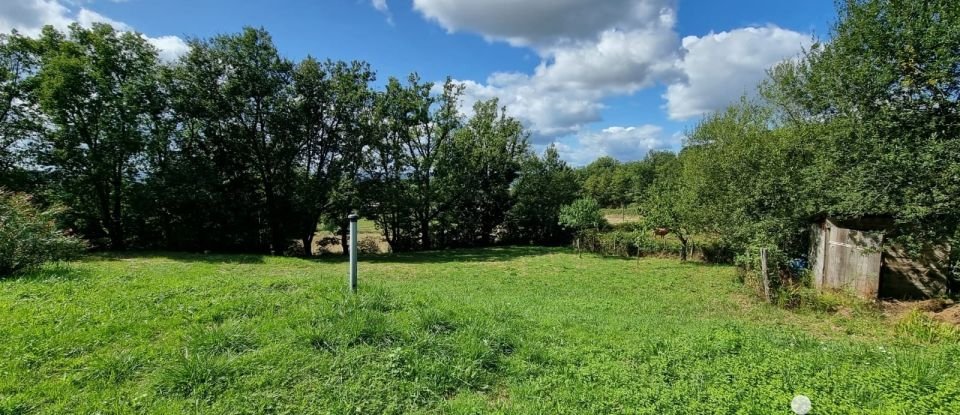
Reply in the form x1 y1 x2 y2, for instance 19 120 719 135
1 247 958 413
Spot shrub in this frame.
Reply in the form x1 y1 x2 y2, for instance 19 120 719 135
0 191 85 276
896 310 960 344
574 228 735 263
358 237 381 254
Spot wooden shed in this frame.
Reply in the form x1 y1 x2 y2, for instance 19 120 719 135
809 216 952 299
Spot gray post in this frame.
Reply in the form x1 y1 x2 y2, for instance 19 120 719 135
348 213 359 293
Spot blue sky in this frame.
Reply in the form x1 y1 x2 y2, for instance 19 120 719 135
1 0 836 165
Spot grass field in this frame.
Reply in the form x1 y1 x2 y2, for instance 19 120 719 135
602 207 642 225
2 247 959 414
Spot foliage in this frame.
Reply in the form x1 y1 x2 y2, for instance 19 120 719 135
576 153 672 208
574 227 734 262
505 145 580 245
0 32 39 185
578 157 629 208
559 197 605 256
2 248 958 413
0 191 84 276
0 23 546 255
30 23 164 250
638 152 698 260
290 58 375 256
634 0 960 279
558 197 604 232
763 0 960 255
435 98 528 247
896 310 960 344
358 236 381 254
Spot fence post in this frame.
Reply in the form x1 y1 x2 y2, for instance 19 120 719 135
760 247 771 303
348 213 358 293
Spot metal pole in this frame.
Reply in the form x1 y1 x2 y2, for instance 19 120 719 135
348 213 358 293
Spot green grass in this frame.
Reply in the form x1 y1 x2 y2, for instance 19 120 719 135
1 247 958 414
602 207 642 225
356 218 379 234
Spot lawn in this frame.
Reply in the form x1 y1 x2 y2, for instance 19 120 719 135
602 207 642 225
1 247 958 414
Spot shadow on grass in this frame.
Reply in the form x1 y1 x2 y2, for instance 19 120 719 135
357 245 564 265
80 251 268 265
3 264 92 282
78 246 728 268
80 245 564 266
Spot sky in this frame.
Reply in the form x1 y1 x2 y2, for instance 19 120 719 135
1 0 836 165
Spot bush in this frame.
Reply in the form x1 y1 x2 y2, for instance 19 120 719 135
358 237 381 254
575 228 734 263
896 310 960 344
0 191 85 276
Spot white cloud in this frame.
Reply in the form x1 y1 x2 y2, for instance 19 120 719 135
414 1 810 152
664 26 812 120
413 0 675 48
371 0 389 13
146 35 189 62
0 0 71 36
556 124 683 166
75 7 130 31
443 3 681 141
555 125 681 166
370 0 393 25
0 0 187 62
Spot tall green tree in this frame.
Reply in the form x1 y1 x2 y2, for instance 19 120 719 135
366 75 463 251
639 151 697 260
682 98 815 254
580 156 628 208
405 76 463 250
506 145 580 245
291 58 375 256
435 98 528 246
172 27 299 253
366 78 419 252
0 32 39 185
766 0 960 249
32 23 163 250
559 197 605 256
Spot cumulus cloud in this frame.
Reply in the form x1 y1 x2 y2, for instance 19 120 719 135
75 7 130 30
413 0 675 48
370 0 393 25
443 2 682 141
664 26 812 120
556 125 681 166
146 35 190 62
413 0 810 155
0 0 71 36
0 0 187 62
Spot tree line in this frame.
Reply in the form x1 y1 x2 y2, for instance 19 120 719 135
0 24 581 255
564 0 958 277
638 0 959 271
3 0 956 275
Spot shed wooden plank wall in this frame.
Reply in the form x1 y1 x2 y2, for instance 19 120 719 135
811 219 884 298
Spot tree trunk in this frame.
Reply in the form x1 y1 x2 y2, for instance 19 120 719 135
93 180 113 247
302 234 314 257
110 168 125 250
301 214 320 257
678 234 688 261
263 180 285 255
340 221 349 256
420 218 431 250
